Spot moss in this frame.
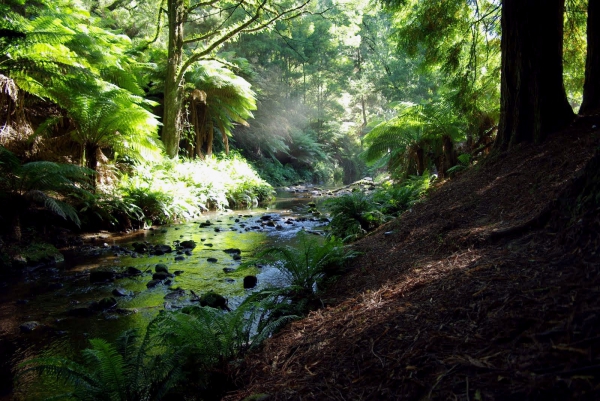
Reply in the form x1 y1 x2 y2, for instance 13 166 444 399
22 242 64 265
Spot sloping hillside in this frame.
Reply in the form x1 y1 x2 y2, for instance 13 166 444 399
226 116 600 400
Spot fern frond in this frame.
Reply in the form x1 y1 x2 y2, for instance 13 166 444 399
83 338 126 399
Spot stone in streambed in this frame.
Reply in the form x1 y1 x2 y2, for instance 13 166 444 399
146 279 163 288
90 270 115 283
152 245 172 255
127 266 142 276
198 291 230 310
92 297 117 311
99 297 117 309
112 288 131 297
243 275 258 289
131 242 148 253
223 248 241 255
180 240 196 249
152 271 172 280
155 264 169 273
20 321 41 333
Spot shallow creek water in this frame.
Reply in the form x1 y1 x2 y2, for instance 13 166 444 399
0 190 326 399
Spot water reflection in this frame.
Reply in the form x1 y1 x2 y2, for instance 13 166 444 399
0 192 327 399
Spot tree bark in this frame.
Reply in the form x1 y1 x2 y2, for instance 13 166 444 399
442 134 457 176
580 0 600 115
495 0 574 150
163 0 185 158
416 147 425 176
85 142 99 190
10 212 21 242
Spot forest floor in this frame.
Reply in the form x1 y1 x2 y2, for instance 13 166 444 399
225 117 600 400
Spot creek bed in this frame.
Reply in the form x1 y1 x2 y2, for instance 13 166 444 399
0 189 329 399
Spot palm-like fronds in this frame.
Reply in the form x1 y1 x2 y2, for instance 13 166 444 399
362 100 467 176
17 296 297 400
1 0 158 166
17 327 186 401
0 146 93 239
185 61 256 157
325 193 387 242
255 232 351 292
53 87 162 177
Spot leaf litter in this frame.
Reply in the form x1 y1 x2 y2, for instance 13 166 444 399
225 116 600 400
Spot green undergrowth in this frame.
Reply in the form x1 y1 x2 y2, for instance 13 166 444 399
325 173 433 242
80 154 275 229
251 158 313 187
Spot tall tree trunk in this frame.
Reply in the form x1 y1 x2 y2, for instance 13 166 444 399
163 0 185 158
495 0 574 150
580 0 600 115
85 142 99 190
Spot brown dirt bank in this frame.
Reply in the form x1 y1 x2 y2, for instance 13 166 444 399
225 117 600 400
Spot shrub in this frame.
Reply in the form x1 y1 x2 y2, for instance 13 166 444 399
16 328 187 401
113 154 274 225
255 232 352 294
325 173 432 241
325 192 386 242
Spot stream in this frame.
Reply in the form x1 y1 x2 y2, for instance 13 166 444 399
0 189 328 399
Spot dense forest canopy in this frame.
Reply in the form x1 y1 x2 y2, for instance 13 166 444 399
0 0 597 233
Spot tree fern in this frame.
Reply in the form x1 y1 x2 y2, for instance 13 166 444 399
16 327 187 401
184 60 256 157
1 0 158 167
362 100 466 176
0 146 93 240
255 232 352 292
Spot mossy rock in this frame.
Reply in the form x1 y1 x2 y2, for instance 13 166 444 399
23 243 64 266
155 263 169 273
199 291 229 310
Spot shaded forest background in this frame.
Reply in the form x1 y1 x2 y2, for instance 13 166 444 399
0 0 595 236
3 0 600 400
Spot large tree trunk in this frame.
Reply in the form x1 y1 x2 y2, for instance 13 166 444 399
580 0 600 115
163 0 185 158
495 0 574 150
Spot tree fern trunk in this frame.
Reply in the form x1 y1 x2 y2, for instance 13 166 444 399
442 135 457 177
11 213 21 242
206 123 214 157
85 142 99 190
195 104 206 160
218 121 229 155
416 148 425 176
